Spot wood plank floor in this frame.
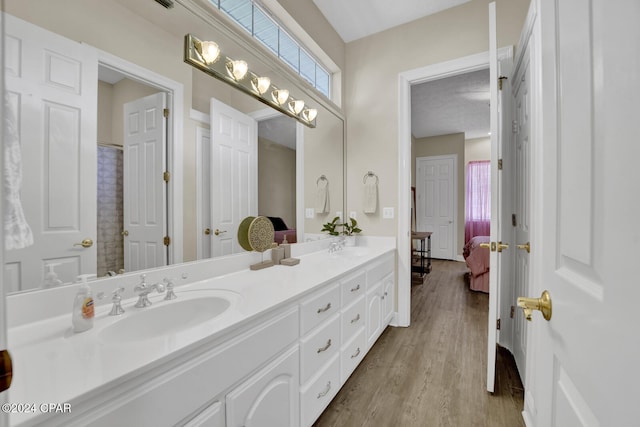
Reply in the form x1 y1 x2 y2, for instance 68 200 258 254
313 259 525 427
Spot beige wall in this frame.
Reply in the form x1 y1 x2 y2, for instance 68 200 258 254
413 133 466 255
345 0 529 239
465 137 491 163
258 138 296 228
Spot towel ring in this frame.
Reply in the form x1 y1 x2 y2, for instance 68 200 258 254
317 175 329 185
363 171 379 185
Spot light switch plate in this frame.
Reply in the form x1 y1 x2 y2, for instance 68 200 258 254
336 211 343 221
305 208 315 219
383 207 394 219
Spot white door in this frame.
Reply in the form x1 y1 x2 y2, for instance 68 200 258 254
210 99 257 257
415 155 456 260
511 44 531 380
3 13 97 291
485 2 504 393
523 1 640 425
123 92 167 272
196 126 212 260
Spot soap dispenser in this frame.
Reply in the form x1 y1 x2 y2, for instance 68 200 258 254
72 274 95 333
43 263 63 288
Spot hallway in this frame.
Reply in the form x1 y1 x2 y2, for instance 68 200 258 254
314 259 525 427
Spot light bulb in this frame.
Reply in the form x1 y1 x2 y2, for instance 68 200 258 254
272 89 289 105
302 108 318 122
227 59 248 81
252 76 271 94
199 41 220 64
288 99 305 115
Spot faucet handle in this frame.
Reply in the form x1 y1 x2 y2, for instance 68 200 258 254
109 287 126 316
162 274 186 300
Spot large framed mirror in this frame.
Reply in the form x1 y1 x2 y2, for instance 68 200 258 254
2 0 345 294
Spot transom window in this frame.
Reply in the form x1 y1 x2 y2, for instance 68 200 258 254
211 0 331 98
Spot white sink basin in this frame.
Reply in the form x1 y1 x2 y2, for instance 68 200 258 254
99 292 235 343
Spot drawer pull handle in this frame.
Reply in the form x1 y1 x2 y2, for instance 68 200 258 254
351 313 361 324
317 381 332 399
350 284 361 292
351 347 361 359
317 302 332 314
317 339 332 353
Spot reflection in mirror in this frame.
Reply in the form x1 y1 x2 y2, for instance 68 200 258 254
2 0 344 295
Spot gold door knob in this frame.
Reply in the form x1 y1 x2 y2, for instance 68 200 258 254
214 229 226 236
516 242 530 253
73 238 94 248
517 290 552 321
204 228 211 235
497 241 509 252
479 242 495 251
122 230 129 236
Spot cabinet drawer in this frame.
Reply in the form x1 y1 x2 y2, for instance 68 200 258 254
300 354 340 427
341 328 366 384
300 282 340 335
341 296 365 343
300 313 340 384
341 270 365 308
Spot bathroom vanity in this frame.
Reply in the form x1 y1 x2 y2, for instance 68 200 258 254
6 239 395 426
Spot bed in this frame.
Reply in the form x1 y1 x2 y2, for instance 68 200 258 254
463 235 490 293
267 216 297 244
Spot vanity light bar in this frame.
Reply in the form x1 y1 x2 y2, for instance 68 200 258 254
184 34 317 128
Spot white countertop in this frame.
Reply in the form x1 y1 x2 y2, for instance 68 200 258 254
6 240 395 426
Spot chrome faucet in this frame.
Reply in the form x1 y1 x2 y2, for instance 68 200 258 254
109 287 126 316
133 274 165 308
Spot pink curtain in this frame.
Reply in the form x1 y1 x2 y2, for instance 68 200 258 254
465 161 491 243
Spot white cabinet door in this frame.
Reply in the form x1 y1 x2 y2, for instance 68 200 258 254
382 273 394 325
184 400 224 427
366 281 383 348
226 346 299 427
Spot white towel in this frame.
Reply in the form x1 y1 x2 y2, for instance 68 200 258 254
363 180 378 213
315 181 329 214
4 95 34 250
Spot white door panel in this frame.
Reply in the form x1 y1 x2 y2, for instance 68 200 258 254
196 127 212 260
416 155 456 260
123 92 167 272
210 99 257 257
3 13 97 291
512 46 531 379
524 1 640 425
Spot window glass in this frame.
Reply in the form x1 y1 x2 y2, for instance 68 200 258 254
300 49 315 85
316 66 330 97
220 0 252 33
212 0 332 99
253 7 278 54
279 31 299 71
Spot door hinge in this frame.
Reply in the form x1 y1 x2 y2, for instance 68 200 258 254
512 214 517 227
512 120 519 134
163 108 169 118
498 159 503 170
497 319 501 330
164 236 171 246
498 76 508 90
163 171 170 182
510 306 515 318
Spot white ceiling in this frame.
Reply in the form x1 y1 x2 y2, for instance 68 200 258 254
258 115 297 150
411 68 490 140
313 0 470 43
